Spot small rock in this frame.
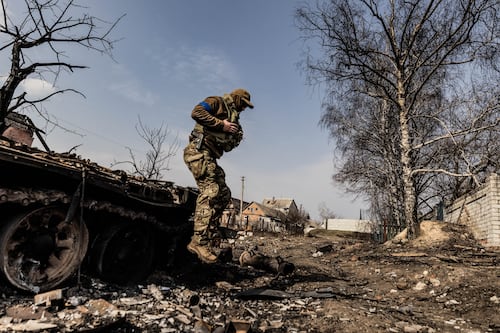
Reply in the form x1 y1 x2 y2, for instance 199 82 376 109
312 251 323 257
429 278 440 287
175 314 191 325
396 278 409 290
404 324 424 332
215 281 240 291
413 281 427 291
147 284 165 301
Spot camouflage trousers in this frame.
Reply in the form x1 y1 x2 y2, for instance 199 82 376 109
183 142 231 245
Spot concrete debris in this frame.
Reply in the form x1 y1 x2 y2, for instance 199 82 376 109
85 299 117 316
0 283 330 332
145 283 165 301
6 305 52 320
0 229 497 332
118 297 152 306
215 281 241 291
33 289 63 306
312 251 324 257
8 319 58 331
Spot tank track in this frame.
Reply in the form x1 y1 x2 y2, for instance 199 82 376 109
0 186 193 234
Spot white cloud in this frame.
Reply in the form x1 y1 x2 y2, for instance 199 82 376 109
20 78 57 100
155 45 238 90
108 64 158 107
109 80 158 107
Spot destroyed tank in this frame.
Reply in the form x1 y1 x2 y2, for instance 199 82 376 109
0 113 197 292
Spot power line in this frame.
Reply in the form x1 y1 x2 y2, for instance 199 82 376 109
40 114 147 154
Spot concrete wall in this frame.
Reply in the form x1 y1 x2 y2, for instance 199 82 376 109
444 173 500 247
325 219 372 233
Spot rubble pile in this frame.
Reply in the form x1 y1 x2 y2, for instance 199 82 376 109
0 222 499 332
0 273 322 332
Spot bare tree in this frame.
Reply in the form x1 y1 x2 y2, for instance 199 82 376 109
286 206 310 235
318 202 337 223
113 116 180 180
0 0 122 130
296 0 499 239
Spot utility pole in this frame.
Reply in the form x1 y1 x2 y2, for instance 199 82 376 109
240 176 245 227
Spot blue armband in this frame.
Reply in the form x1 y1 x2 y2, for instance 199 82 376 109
199 101 212 113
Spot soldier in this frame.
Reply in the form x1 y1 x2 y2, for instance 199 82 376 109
184 88 254 263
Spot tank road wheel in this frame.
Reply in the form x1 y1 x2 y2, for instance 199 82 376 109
0 206 89 292
89 223 156 284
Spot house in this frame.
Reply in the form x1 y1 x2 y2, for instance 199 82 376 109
220 196 304 234
241 201 286 233
261 197 299 217
220 197 250 230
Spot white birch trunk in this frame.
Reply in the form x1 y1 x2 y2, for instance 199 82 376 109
397 82 418 239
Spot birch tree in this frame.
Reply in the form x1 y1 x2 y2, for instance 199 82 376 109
296 0 499 239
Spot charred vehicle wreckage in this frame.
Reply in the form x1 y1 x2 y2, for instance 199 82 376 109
0 113 199 293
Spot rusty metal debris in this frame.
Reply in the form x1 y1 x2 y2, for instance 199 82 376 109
235 287 340 300
238 249 295 276
235 288 293 300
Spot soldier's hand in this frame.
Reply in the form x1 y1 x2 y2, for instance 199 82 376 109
222 119 239 133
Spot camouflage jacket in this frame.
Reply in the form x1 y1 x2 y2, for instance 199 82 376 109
190 94 243 158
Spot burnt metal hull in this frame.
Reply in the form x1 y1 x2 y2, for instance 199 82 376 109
0 140 197 292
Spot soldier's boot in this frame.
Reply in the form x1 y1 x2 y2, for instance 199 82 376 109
187 235 217 264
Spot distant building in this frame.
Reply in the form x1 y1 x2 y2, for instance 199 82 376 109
241 202 286 233
261 197 299 216
220 198 250 230
222 196 306 234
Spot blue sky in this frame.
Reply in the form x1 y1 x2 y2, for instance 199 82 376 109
2 1 366 221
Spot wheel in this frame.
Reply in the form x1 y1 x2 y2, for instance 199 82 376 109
0 206 89 292
89 223 156 284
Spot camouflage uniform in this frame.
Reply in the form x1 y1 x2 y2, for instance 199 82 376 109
184 89 254 263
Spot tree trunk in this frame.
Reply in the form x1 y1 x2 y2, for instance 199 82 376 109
399 114 418 239
0 42 26 122
397 79 418 239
